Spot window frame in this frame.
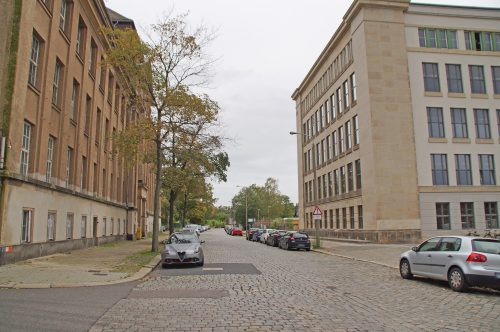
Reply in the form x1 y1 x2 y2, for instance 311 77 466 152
445 64 463 93
423 62 440 92
460 202 475 229
436 202 451 230
431 154 448 186
469 65 486 94
450 108 468 138
455 154 472 186
427 107 445 138
478 154 496 185
20 121 32 176
474 109 491 139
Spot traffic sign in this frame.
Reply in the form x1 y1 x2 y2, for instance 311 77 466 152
312 206 322 220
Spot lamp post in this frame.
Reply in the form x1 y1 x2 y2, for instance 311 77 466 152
290 130 320 248
236 185 248 233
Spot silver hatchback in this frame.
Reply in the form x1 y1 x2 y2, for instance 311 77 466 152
400 236 500 292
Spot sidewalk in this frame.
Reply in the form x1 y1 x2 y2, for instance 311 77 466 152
312 238 415 269
0 235 167 289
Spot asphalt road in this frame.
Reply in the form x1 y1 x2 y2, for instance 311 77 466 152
0 282 137 332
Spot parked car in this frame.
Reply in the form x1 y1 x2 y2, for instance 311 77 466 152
259 229 275 244
246 228 258 240
279 232 311 251
161 232 204 268
252 229 264 242
266 230 288 247
399 236 500 292
231 228 243 236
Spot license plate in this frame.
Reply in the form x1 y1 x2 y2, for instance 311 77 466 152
495 272 500 279
297 244 304 247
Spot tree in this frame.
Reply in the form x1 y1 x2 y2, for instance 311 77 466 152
103 14 216 252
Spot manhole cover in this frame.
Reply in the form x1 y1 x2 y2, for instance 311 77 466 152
129 289 229 299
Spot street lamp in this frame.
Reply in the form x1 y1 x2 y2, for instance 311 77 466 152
290 130 320 248
236 185 248 233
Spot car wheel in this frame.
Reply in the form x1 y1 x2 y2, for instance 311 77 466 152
162 263 168 269
305 248 310 251
448 267 468 292
399 259 413 279
198 261 204 267
286 242 290 250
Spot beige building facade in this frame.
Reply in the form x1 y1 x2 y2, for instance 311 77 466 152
292 0 500 243
0 0 156 264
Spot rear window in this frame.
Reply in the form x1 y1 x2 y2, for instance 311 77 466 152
293 233 308 239
472 239 500 254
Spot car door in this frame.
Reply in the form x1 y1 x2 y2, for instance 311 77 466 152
411 237 442 276
431 237 462 279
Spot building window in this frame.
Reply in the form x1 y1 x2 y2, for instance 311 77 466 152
47 211 56 241
46 135 55 182
52 59 64 106
423 63 440 92
354 159 361 190
460 202 475 229
343 80 349 110
450 108 468 138
66 213 74 240
28 33 41 87
497 109 500 137
80 156 87 190
445 64 463 93
349 206 355 229
332 131 338 158
308 180 312 202
95 108 102 145
81 215 87 238
358 205 363 229
107 72 115 103
76 17 86 57
353 115 359 145
70 79 80 121
66 147 73 188
21 209 33 243
340 166 346 194
350 73 357 103
342 207 347 228
345 121 352 150
59 0 68 32
419 28 457 49
327 172 333 197
427 107 445 138
326 135 331 160
103 217 107 236
465 31 500 51
89 38 97 75
320 106 325 129
20 122 31 176
493 66 500 94
485 202 498 229
315 143 320 167
347 163 354 192
474 109 491 139
335 209 340 229
325 99 330 124
333 169 339 196
431 154 448 185
102 168 107 197
436 203 450 230
336 87 342 114
320 139 325 164
338 126 345 154
330 93 336 122
455 154 472 185
329 209 333 229
99 57 106 91
479 154 496 185
317 176 322 200
469 65 486 94
322 174 327 198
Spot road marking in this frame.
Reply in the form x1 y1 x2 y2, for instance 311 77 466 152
202 267 223 271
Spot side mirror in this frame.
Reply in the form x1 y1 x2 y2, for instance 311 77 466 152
200 240 205 244
411 246 418 252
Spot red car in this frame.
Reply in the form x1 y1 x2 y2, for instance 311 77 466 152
231 228 243 236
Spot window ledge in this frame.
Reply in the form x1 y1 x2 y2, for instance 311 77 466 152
353 144 360 151
475 138 493 144
428 137 447 143
452 138 470 144
88 71 95 81
76 52 84 65
52 104 62 113
424 91 443 97
27 83 41 95
59 29 70 45
447 92 466 98
471 93 488 99
70 119 77 127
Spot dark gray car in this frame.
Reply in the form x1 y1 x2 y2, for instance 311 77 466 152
161 232 204 268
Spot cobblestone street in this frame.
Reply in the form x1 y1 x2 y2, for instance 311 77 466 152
90 229 500 332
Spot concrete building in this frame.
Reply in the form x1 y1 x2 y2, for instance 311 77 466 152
292 0 500 243
0 0 156 264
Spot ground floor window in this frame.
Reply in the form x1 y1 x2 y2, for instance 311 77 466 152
349 206 355 229
485 202 498 229
21 209 33 243
103 217 107 236
460 202 475 229
336 209 340 229
436 203 451 230
81 215 87 238
47 211 56 241
358 205 363 229
342 208 347 229
66 213 74 239
329 209 333 229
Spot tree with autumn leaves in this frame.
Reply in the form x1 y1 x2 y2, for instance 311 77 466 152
103 14 228 252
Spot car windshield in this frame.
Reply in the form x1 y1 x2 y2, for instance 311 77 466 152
169 234 199 244
472 239 500 254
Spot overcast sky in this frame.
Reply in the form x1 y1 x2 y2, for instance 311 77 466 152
104 0 500 206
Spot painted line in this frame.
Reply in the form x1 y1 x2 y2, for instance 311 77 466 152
202 267 223 271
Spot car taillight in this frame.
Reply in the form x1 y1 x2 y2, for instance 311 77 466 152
466 252 487 263
290 237 295 241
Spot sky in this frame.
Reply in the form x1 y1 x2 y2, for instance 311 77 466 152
104 0 500 206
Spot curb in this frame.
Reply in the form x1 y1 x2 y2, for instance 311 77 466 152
0 254 162 290
312 248 398 270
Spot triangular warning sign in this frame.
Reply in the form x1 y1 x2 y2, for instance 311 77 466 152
312 206 322 216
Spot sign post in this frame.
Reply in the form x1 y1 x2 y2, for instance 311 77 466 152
312 206 322 248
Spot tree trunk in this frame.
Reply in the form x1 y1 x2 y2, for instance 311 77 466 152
181 193 188 227
168 189 178 234
151 133 161 252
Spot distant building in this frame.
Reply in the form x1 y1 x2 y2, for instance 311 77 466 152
292 0 499 243
0 0 156 264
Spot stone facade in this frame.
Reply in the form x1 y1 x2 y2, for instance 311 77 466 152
292 0 500 243
0 0 157 264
